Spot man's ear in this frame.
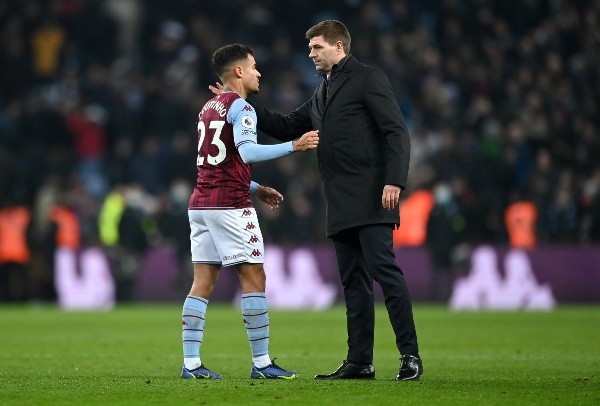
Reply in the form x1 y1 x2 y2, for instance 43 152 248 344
233 65 243 78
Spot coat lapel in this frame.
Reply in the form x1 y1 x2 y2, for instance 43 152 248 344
325 72 349 105
318 81 327 112
323 59 353 115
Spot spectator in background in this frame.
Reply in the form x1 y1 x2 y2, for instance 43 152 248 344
582 168 600 242
165 130 197 184
504 195 538 249
28 176 62 302
98 184 149 301
393 189 434 248
426 181 467 302
154 179 194 292
0 200 31 302
66 101 109 198
129 135 167 195
30 16 66 81
543 173 580 243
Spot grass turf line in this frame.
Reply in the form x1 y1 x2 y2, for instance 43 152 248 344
0 304 598 405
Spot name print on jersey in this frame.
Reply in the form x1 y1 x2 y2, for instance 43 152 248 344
200 100 227 117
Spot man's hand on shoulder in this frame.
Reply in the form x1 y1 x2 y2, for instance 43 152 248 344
208 82 225 95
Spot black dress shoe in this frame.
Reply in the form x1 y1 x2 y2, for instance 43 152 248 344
396 354 423 381
314 360 375 380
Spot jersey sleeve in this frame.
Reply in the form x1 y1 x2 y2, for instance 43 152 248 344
229 98 259 147
229 98 294 164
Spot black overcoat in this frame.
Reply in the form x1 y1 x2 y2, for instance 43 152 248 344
250 55 410 237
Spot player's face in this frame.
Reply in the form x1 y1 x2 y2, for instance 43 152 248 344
241 54 261 94
308 35 344 74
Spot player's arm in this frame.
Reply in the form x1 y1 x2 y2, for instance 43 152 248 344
210 82 312 141
230 99 318 164
250 181 283 210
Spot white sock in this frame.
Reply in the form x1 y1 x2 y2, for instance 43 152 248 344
253 354 271 369
184 357 202 370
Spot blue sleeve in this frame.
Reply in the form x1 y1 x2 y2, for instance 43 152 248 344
229 98 294 164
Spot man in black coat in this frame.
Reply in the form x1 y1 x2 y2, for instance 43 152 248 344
211 20 422 381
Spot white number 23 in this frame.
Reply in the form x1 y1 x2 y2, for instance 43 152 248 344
197 120 226 166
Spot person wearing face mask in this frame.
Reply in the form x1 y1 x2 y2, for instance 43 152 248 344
426 181 467 302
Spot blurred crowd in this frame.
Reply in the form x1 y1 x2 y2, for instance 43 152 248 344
1 0 600 301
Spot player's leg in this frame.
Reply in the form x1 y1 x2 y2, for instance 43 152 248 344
236 262 298 379
205 207 296 379
236 262 269 366
181 210 222 379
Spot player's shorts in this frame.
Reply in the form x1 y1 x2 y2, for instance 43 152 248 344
188 208 264 266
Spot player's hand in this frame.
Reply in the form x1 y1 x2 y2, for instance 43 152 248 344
382 185 401 210
208 82 225 95
256 185 284 210
292 130 319 151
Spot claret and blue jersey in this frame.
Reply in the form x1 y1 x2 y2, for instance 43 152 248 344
189 92 293 210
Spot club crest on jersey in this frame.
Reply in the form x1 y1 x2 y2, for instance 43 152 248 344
241 115 255 128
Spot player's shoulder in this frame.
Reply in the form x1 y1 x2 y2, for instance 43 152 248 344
230 95 254 111
229 96 256 120
219 91 242 102
213 92 242 109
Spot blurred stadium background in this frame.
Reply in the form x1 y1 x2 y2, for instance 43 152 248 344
0 0 599 308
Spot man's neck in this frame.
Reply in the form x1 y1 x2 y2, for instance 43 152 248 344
223 84 247 100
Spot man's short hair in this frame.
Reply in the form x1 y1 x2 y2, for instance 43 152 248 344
305 20 351 54
212 44 254 79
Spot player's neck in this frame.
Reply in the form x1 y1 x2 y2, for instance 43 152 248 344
222 83 247 100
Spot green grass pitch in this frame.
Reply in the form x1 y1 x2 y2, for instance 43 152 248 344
1 304 598 405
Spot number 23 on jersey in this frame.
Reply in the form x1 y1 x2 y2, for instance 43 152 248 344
197 120 227 166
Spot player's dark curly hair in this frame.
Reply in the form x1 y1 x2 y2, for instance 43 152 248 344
212 44 254 79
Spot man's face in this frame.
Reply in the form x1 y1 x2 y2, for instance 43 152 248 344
241 54 261 94
308 35 344 74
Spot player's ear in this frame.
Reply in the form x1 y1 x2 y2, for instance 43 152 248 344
233 65 243 78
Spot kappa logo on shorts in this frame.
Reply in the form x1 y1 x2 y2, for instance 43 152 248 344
241 209 253 217
245 222 256 230
251 249 262 257
248 235 260 243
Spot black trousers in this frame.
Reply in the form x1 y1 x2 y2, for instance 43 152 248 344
331 224 419 364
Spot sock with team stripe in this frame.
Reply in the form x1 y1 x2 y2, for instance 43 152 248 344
241 293 271 368
182 295 208 370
